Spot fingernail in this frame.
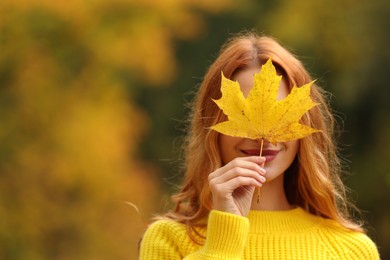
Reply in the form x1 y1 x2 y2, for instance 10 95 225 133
258 166 266 174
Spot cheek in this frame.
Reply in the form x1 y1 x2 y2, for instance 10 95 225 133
281 140 299 160
290 140 299 154
218 134 228 151
218 134 240 164
287 140 299 158
218 135 229 164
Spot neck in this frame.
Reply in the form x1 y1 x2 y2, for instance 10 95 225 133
250 174 292 211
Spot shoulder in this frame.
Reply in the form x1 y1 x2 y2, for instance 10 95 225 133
142 218 189 243
317 219 380 259
140 218 204 259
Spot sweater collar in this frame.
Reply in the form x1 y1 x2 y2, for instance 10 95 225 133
247 207 323 234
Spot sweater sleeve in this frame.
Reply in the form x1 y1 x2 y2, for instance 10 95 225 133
140 211 250 260
185 210 250 259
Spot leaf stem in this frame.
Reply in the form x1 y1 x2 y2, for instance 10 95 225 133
257 138 264 204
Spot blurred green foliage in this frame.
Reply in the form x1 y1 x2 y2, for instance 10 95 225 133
0 0 389 259
0 0 236 259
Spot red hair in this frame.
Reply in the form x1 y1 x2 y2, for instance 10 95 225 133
163 32 363 243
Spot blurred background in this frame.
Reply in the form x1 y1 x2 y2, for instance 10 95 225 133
0 0 389 259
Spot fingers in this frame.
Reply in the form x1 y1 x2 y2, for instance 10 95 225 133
212 166 266 186
222 175 263 191
208 156 266 181
208 156 267 193
209 172 262 197
208 156 267 216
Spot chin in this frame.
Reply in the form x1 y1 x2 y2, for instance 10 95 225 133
263 168 285 183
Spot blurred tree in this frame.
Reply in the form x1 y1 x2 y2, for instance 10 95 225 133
0 0 237 259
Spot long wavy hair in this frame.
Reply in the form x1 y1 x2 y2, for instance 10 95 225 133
163 32 363 244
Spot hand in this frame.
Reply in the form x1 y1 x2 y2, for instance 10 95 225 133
208 156 266 216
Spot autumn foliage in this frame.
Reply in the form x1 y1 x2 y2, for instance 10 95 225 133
0 0 234 259
1 0 389 259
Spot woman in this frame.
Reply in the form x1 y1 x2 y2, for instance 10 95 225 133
139 32 380 259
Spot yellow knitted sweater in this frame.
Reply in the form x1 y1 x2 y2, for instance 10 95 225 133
140 208 379 259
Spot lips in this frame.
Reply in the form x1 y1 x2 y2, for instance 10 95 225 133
241 148 279 162
241 149 261 156
262 149 279 156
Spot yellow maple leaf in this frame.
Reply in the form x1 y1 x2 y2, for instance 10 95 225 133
211 58 320 145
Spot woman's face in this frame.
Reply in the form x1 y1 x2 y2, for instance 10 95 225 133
218 66 299 183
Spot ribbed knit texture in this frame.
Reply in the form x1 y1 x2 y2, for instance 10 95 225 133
140 208 380 259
